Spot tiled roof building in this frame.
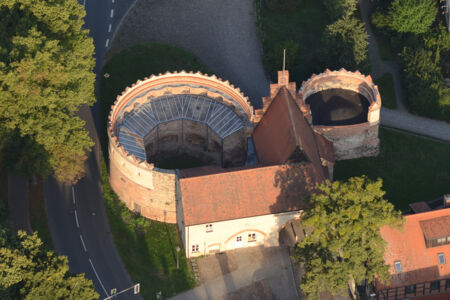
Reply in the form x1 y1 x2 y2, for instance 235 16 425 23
108 68 381 257
377 205 450 300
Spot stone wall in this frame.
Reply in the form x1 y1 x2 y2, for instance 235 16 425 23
313 122 379 160
109 139 177 223
300 69 381 160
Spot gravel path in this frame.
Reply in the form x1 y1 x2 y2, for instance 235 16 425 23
111 0 269 107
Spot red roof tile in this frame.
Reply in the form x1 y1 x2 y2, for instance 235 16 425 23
180 163 325 226
420 215 450 240
252 88 332 177
379 208 450 289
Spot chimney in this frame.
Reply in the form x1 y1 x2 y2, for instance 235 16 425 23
444 194 450 208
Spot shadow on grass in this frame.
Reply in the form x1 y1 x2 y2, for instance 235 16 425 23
334 127 450 210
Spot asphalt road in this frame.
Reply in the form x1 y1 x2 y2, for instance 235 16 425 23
45 1 140 299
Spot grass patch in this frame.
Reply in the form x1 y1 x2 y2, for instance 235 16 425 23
375 35 396 61
100 42 209 299
334 128 450 211
375 73 397 109
258 0 330 83
29 176 54 250
101 159 195 300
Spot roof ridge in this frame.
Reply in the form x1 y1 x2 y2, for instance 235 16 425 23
282 87 300 148
180 163 312 181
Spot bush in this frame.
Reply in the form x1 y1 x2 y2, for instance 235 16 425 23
399 47 445 118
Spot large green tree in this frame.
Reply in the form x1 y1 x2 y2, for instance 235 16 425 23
0 201 98 299
0 231 98 299
293 176 403 300
323 16 369 70
0 0 95 184
388 0 437 34
323 0 358 21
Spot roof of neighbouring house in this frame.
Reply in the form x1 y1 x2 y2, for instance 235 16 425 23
379 208 450 289
179 163 325 226
252 87 334 177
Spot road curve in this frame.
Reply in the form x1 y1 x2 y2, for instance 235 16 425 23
45 1 140 299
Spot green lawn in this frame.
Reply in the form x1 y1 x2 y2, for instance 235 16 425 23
29 176 54 250
100 42 211 299
375 74 397 109
375 35 396 61
101 159 195 300
258 0 330 83
334 128 450 211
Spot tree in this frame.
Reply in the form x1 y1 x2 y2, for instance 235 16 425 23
0 231 99 299
323 0 358 21
0 0 95 184
293 176 403 300
323 16 369 70
388 0 437 34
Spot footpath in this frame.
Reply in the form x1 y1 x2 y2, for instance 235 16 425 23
7 174 32 234
360 0 450 143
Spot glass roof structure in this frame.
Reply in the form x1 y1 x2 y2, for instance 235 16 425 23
116 94 247 161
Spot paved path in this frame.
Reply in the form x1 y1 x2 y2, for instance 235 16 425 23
7 174 32 234
111 0 270 107
359 0 407 112
169 247 298 300
360 0 450 142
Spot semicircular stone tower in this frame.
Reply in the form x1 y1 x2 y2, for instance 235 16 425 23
299 69 381 159
108 71 254 223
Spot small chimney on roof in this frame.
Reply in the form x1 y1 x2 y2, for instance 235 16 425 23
444 194 450 208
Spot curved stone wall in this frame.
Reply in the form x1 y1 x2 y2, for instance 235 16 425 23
108 71 254 222
300 69 382 160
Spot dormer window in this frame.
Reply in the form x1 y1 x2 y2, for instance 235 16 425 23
205 224 213 232
438 253 446 265
394 261 402 273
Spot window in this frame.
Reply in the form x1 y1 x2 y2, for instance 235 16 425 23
446 279 450 289
205 224 213 232
248 233 256 242
191 245 199 253
394 261 402 273
438 253 446 265
236 236 242 242
430 280 440 292
405 285 415 295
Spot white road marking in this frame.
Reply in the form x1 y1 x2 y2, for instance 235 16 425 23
108 24 112 32
80 234 87 251
112 0 115 3
74 210 79 228
72 186 76 204
105 39 109 47
83 0 86 7
89 258 109 297
110 9 114 18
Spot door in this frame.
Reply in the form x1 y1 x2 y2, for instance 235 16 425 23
235 236 243 248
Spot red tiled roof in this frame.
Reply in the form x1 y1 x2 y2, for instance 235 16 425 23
314 132 335 164
180 163 325 226
252 88 332 177
379 208 450 289
420 215 450 240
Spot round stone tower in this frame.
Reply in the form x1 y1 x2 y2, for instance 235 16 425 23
299 69 382 160
107 71 254 222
